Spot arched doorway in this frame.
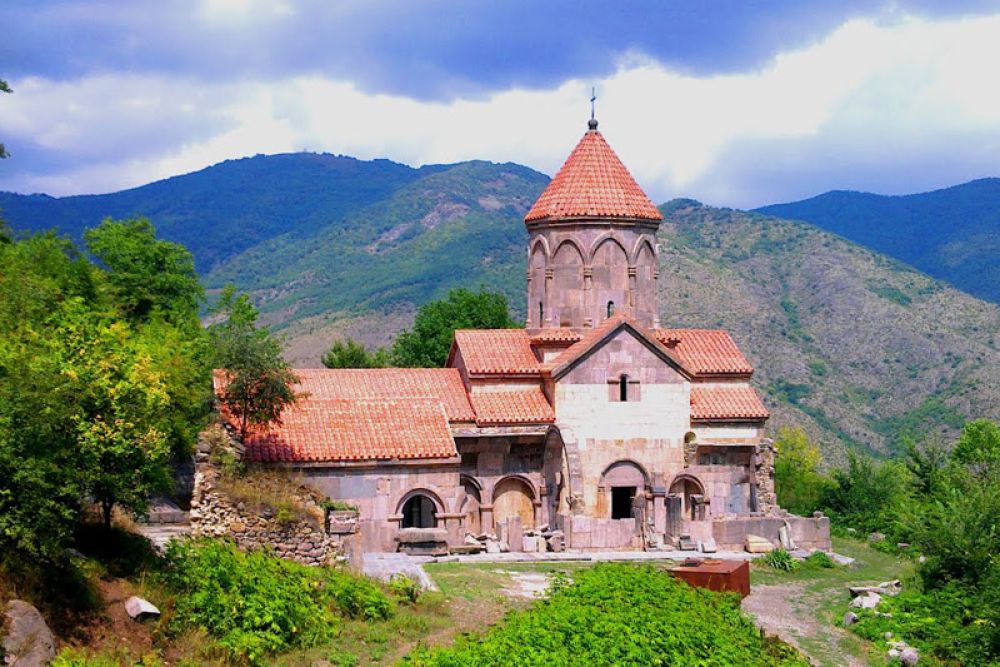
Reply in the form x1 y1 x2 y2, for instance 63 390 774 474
492 477 535 527
669 475 707 521
401 494 437 528
600 460 649 519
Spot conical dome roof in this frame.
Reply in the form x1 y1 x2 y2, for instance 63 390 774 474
525 122 662 223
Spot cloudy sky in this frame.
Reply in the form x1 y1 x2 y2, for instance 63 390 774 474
2 0 1000 208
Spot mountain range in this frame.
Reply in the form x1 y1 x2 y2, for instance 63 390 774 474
2 153 998 462
757 179 1000 304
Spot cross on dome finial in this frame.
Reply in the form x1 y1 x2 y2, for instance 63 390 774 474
589 87 598 130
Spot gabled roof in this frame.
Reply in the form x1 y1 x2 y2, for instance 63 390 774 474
241 398 457 463
690 385 769 422
469 389 555 426
543 315 693 380
654 329 754 376
449 329 540 375
525 125 663 222
215 368 476 423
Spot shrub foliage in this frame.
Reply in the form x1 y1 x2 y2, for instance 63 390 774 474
406 563 807 666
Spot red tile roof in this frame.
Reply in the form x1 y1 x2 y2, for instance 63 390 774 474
543 314 692 379
525 127 663 222
241 398 457 463
655 329 754 376
451 329 540 375
690 385 769 422
289 368 476 422
470 389 555 426
529 328 582 344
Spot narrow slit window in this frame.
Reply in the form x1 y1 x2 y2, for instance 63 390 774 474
607 300 615 317
538 301 544 325
619 375 629 402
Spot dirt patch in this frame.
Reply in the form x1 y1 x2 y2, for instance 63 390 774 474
499 571 550 599
744 583 864 667
65 578 157 658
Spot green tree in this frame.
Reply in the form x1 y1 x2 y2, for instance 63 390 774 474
58 304 173 530
773 427 830 516
321 338 389 369
85 217 203 324
820 452 912 534
1 78 11 159
903 435 950 495
211 286 299 441
391 287 518 367
952 418 1000 475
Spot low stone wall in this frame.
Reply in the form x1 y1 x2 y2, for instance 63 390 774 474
711 514 831 552
189 425 357 567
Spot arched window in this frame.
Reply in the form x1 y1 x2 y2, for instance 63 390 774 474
401 494 437 528
619 375 629 402
607 300 615 317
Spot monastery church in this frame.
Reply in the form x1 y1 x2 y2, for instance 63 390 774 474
215 116 831 554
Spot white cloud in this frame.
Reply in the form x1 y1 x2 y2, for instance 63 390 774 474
2 13 1000 206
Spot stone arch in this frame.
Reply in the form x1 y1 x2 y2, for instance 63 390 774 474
529 235 550 261
633 240 657 325
598 459 650 520
395 487 446 516
551 240 585 327
491 475 536 528
398 489 443 529
588 232 629 264
460 475 483 535
528 241 548 327
591 236 629 322
630 237 656 265
669 474 707 521
599 459 651 488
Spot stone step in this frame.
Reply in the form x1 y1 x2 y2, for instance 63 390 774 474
136 524 191 552
143 497 190 525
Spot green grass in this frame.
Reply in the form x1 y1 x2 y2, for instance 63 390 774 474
749 537 913 666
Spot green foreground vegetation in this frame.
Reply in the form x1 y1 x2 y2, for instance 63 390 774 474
775 422 1000 664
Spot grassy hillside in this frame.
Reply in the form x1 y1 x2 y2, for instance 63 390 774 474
756 179 1000 304
660 201 1000 462
3 155 999 461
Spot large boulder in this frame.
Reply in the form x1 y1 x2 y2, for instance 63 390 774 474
2 600 56 666
849 591 882 609
124 596 160 621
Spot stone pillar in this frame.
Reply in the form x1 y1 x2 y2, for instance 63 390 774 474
627 265 637 316
652 267 661 328
544 268 554 327
652 486 667 535
525 269 534 326
582 266 594 328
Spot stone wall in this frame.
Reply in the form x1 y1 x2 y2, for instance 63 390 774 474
189 425 354 566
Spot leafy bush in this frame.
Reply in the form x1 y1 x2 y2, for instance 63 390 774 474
325 569 394 621
761 549 799 572
52 647 163 667
803 551 835 569
388 574 422 605
820 453 912 535
405 563 807 666
159 539 392 664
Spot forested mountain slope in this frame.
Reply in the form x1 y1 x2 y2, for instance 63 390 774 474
3 155 999 461
756 179 1000 304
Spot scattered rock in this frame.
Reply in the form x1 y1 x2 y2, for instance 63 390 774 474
813 511 825 518
124 596 161 621
849 592 882 609
900 647 919 665
745 534 775 553
698 538 717 553
485 539 501 554
885 631 894 640
830 552 855 566
888 648 901 660
897 542 910 550
843 611 858 626
2 600 57 667
869 532 886 543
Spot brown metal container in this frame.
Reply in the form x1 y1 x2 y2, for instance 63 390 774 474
668 559 751 599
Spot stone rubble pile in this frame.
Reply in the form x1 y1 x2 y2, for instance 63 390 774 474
189 425 353 567
844 581 919 664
